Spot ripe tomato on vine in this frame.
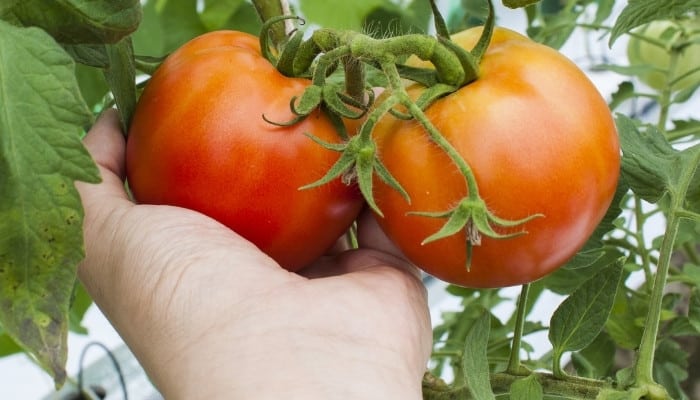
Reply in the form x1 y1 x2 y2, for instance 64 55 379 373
126 30 365 271
371 27 621 288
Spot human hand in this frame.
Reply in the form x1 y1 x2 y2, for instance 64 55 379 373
76 109 432 399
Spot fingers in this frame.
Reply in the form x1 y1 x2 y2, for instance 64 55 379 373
356 210 409 263
83 108 127 181
77 109 131 210
299 210 421 280
75 109 135 294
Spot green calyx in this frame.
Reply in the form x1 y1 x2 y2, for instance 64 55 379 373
266 0 541 254
409 197 542 270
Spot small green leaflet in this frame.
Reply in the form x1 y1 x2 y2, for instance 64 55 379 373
617 114 700 206
462 312 496 400
549 257 624 376
510 374 543 400
609 0 700 46
1 0 142 45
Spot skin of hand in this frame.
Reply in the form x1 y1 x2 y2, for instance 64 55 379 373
75 109 433 399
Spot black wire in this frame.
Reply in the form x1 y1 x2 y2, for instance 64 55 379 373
76 341 129 400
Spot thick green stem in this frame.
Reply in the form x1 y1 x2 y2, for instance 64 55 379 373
251 0 291 50
380 61 480 198
423 371 611 400
633 149 700 391
656 48 681 132
633 210 680 386
633 197 655 287
506 284 530 375
343 56 365 104
351 34 466 86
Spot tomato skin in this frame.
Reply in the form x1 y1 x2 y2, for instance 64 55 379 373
372 27 620 288
126 31 364 271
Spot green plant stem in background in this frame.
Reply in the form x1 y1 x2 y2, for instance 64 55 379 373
506 283 530 374
633 146 700 395
656 50 681 132
423 370 612 399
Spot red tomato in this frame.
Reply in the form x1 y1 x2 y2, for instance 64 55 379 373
126 31 364 271
372 27 620 288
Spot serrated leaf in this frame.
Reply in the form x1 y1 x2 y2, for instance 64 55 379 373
549 258 624 372
609 81 636 111
510 374 543 400
609 0 700 46
462 312 495 400
0 20 100 385
2 0 142 45
653 339 688 399
617 115 676 203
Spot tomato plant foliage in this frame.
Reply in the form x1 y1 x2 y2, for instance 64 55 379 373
0 0 700 399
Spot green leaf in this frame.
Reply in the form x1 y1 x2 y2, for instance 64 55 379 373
222 1 263 36
549 257 624 374
68 283 93 335
462 312 496 400
157 0 207 53
509 374 543 400
593 0 616 25
653 339 689 400
525 1 584 49
2 0 142 45
102 37 137 131
605 283 645 350
0 329 23 357
201 0 245 31
609 81 636 111
571 331 616 378
609 0 700 46
75 63 110 111
0 20 100 385
62 44 109 68
299 0 383 30
689 288 700 332
617 115 677 203
502 0 540 9
131 0 166 57
542 249 624 295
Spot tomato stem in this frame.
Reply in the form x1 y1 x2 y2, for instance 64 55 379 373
632 146 700 397
506 283 530 375
252 0 293 51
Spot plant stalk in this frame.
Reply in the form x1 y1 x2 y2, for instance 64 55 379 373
506 283 530 374
251 0 293 50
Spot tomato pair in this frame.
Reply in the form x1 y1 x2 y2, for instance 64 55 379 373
126 28 620 287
